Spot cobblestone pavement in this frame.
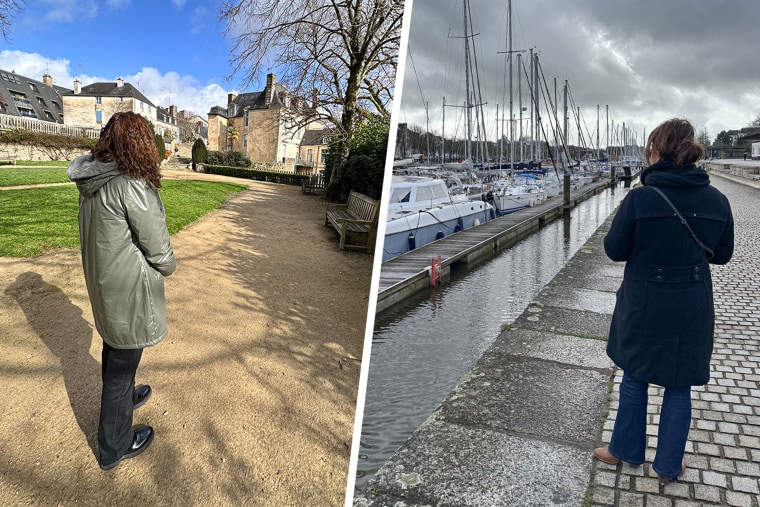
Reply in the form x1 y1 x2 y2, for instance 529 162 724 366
591 174 760 506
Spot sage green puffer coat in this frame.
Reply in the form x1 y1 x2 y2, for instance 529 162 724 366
68 154 176 349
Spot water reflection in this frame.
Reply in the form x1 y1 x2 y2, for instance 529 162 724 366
355 184 632 490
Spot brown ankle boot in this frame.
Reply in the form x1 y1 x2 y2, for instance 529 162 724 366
594 447 620 465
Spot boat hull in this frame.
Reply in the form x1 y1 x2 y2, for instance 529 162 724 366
383 201 494 262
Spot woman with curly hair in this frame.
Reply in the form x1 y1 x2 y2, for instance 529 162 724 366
595 118 734 485
68 111 176 471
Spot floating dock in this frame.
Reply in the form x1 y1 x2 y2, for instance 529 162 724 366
377 181 611 313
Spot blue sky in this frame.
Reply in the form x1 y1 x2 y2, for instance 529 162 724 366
0 0 267 116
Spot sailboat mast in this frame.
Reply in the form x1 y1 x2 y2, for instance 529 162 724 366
463 0 472 161
529 48 534 161
508 0 513 169
534 52 540 161
442 96 446 163
518 52 523 162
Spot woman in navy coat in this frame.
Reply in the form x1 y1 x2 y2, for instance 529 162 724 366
594 118 734 485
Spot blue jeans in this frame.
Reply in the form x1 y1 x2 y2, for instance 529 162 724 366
608 371 691 478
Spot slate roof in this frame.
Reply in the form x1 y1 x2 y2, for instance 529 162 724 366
0 69 70 123
64 81 155 107
211 82 290 118
301 127 332 146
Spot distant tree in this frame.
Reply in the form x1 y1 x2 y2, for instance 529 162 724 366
178 115 197 143
714 130 731 145
218 0 404 201
0 0 23 41
191 138 207 171
697 127 710 147
227 125 240 150
750 114 760 128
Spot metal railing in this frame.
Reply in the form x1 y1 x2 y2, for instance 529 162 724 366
0 114 100 138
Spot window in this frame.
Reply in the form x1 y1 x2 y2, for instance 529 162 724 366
96 110 102 123
29 82 38 92
243 133 248 148
37 96 46 106
9 90 31 105
17 106 36 118
320 149 329 164
322 136 328 144
95 96 102 104
306 149 313 162
390 186 412 203
51 100 60 109
244 110 249 127
44 110 54 120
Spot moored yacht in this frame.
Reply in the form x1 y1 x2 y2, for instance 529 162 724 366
383 176 496 262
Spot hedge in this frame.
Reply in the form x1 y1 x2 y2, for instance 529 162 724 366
204 165 310 186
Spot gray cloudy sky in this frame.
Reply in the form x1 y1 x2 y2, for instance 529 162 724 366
395 0 760 150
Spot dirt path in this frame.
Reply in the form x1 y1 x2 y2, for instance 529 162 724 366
0 169 373 506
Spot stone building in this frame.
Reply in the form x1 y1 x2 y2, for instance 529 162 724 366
61 77 179 153
207 73 321 172
296 127 331 175
62 77 156 129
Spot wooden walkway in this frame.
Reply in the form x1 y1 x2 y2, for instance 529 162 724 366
376 181 610 313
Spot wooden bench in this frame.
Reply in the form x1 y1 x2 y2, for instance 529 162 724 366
325 190 380 252
302 174 326 194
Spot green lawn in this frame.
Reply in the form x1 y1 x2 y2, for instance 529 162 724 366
0 179 247 257
0 167 71 186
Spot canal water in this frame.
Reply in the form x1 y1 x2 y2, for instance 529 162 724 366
354 181 635 491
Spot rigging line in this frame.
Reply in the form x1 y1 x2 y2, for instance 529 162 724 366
517 57 559 177
466 0 490 161
407 46 428 126
536 62 572 169
566 87 591 153
566 85 595 155
534 62 567 178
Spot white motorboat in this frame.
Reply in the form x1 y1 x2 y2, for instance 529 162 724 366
383 176 496 262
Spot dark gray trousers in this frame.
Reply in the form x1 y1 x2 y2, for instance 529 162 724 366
98 342 143 466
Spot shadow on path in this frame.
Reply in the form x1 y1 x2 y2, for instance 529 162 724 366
5 271 101 457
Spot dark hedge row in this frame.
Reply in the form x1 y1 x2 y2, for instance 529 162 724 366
203 165 310 186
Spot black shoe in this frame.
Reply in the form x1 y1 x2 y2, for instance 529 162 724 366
100 426 155 471
133 385 152 410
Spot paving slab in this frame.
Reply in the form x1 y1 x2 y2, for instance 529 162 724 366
438 356 610 445
360 420 593 507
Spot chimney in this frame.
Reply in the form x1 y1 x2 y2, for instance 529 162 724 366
42 74 53 86
169 105 177 117
116 77 124 87
74 79 81 95
264 73 276 108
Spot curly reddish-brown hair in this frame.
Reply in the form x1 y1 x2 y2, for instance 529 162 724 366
92 112 162 188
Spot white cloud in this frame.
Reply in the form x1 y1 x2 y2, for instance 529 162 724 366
38 0 99 23
0 50 234 117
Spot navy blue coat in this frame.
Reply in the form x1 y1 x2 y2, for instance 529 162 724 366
604 160 734 388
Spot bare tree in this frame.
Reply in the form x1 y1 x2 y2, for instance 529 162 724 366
697 127 710 148
750 114 760 128
0 0 23 41
218 0 404 200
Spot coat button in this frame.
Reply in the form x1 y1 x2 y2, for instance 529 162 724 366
657 268 663 273
656 275 663 282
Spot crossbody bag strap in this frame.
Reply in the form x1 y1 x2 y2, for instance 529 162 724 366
650 186 714 261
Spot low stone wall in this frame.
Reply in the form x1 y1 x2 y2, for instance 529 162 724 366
0 142 90 162
704 160 760 181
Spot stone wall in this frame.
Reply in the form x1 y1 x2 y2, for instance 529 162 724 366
0 142 89 161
